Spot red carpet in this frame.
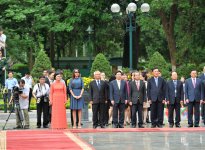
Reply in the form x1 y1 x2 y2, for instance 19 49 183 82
70 127 205 133
5 128 205 149
6 130 94 150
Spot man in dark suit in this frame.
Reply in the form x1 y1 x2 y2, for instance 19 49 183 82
147 67 166 128
110 71 128 128
185 70 203 127
89 71 108 129
129 72 146 128
166 72 184 128
100 72 110 126
199 66 205 122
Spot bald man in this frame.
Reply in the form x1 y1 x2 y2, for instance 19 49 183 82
166 72 184 128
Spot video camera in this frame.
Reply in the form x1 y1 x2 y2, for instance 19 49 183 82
12 86 23 104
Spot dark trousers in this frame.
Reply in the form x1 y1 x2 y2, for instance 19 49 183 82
103 102 110 124
151 100 164 126
37 100 49 126
4 90 14 112
168 101 181 125
92 103 105 126
131 103 143 126
201 104 205 120
188 101 200 125
113 102 125 126
28 88 32 111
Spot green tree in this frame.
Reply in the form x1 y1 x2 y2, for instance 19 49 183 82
176 63 197 79
31 50 52 79
90 53 112 78
148 52 170 79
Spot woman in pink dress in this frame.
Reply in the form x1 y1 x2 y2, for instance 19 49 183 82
49 72 67 129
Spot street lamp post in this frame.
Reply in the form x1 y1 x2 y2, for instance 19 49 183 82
111 2 150 70
86 26 94 71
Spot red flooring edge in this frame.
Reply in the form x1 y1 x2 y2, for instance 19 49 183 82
69 127 205 133
6 130 94 150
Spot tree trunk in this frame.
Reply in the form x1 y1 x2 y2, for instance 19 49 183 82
159 2 178 71
28 47 33 72
49 32 55 66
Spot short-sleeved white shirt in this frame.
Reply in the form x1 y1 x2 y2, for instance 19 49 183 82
33 83 50 98
19 85 30 109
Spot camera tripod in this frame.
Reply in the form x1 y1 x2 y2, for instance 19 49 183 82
2 102 24 130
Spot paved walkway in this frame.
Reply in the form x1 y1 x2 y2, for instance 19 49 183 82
1 109 205 150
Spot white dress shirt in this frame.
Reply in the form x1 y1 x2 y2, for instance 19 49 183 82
116 80 121 89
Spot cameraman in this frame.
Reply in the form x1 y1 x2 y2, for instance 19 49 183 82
32 76 50 128
14 79 30 129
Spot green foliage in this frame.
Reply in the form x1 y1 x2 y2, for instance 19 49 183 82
90 53 112 78
0 0 205 73
31 50 52 78
148 52 170 79
176 64 198 79
62 69 73 81
11 63 28 70
122 67 130 74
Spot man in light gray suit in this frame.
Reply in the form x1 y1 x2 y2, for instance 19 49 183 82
185 70 204 127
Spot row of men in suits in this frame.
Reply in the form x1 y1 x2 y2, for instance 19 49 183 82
89 68 205 128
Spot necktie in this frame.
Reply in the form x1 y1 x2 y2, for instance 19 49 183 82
136 81 140 90
193 78 196 88
97 80 100 89
174 80 177 97
155 78 158 87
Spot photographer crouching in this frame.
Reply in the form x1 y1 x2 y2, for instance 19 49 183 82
12 79 30 129
32 76 50 128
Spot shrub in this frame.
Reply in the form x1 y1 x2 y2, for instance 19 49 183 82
148 51 170 79
176 63 197 79
31 50 52 78
90 53 112 78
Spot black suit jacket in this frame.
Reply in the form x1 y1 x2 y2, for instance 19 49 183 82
129 80 146 104
166 80 184 104
147 77 166 102
199 74 205 80
89 80 108 104
109 80 128 103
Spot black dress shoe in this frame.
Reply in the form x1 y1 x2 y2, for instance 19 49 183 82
93 126 97 129
139 125 144 128
169 124 174 128
37 126 41 128
132 125 136 128
151 125 156 128
175 124 181 128
119 125 124 128
13 126 22 129
24 125 29 129
188 124 193 128
43 125 49 128
157 124 163 128
194 124 200 127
